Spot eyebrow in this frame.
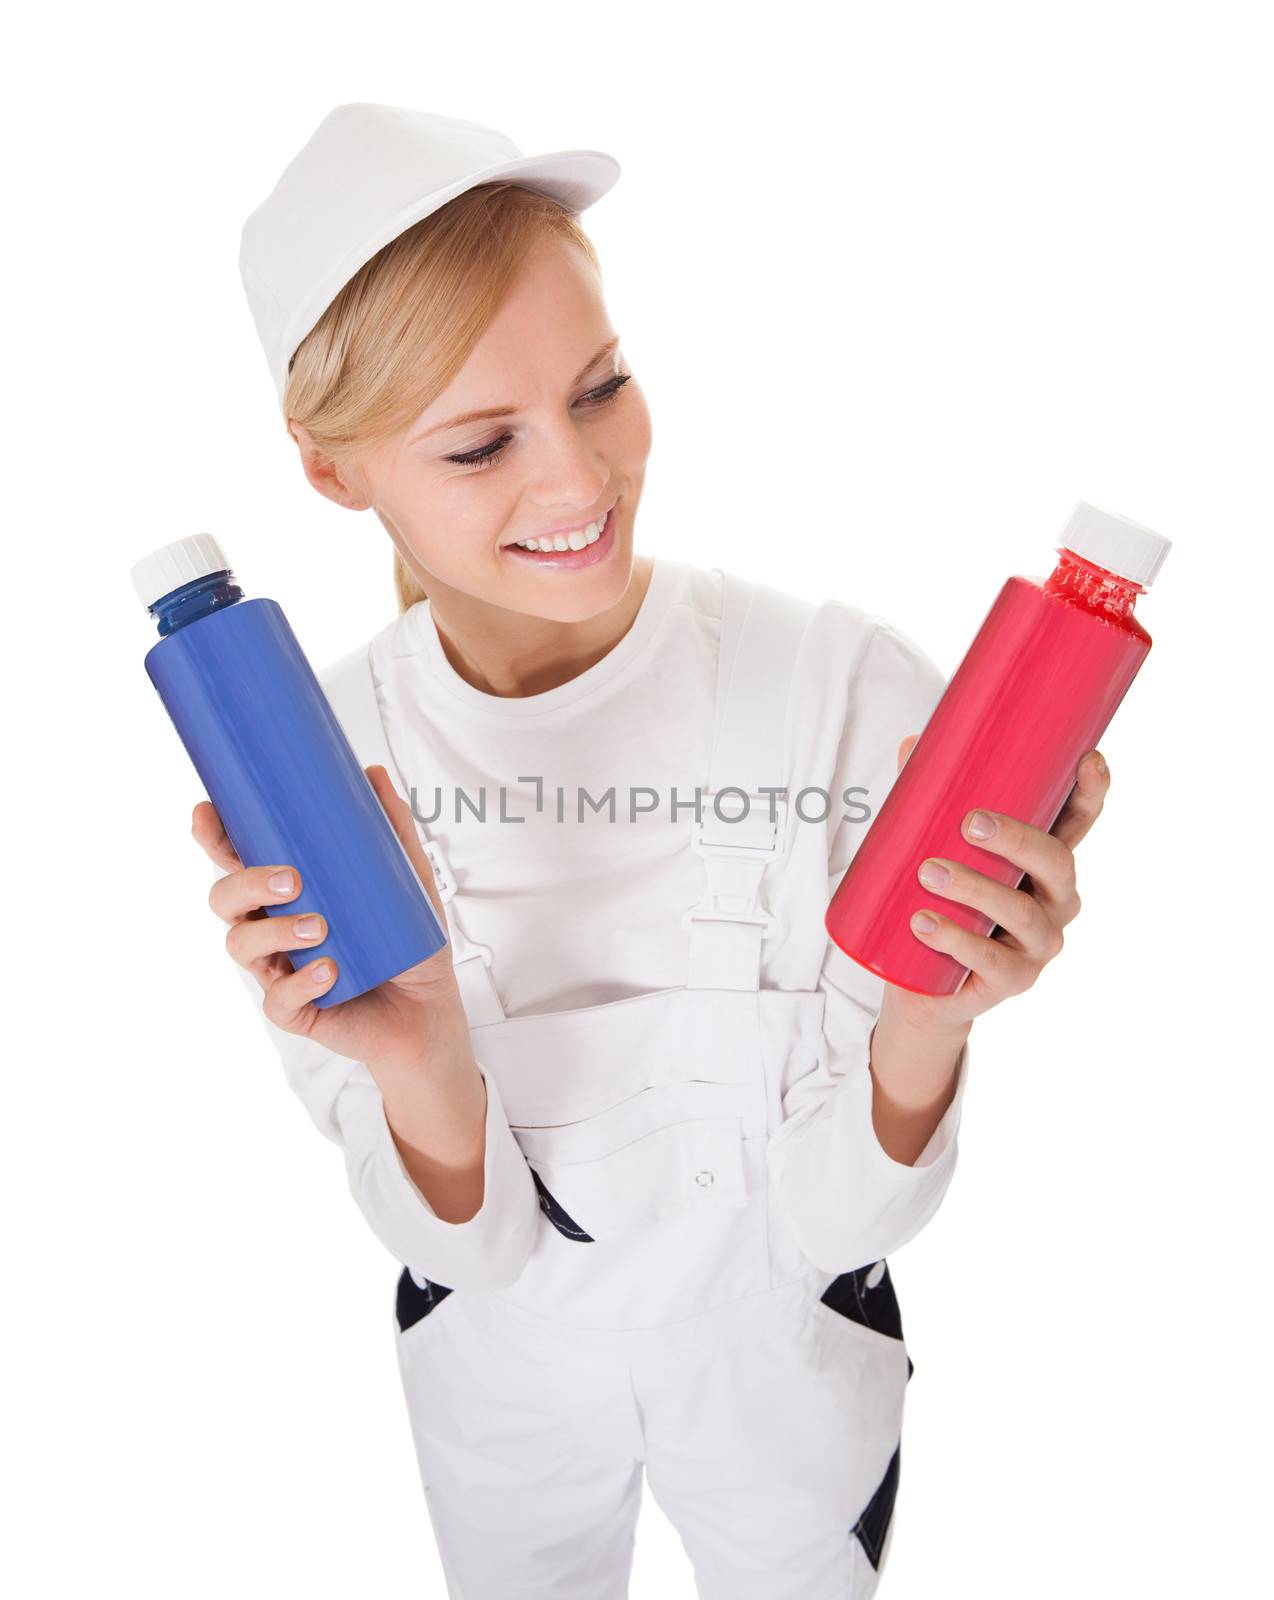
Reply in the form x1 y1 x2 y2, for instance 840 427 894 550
413 336 621 441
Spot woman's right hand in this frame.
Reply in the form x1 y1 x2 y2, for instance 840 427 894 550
192 764 464 1075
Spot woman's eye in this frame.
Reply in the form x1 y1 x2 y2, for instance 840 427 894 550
444 373 632 470
580 372 632 410
447 432 514 471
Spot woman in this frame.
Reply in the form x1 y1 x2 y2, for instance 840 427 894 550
202 103 1109 1598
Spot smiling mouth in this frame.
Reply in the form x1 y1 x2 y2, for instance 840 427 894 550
502 501 617 552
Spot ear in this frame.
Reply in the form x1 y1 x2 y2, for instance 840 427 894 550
289 420 374 512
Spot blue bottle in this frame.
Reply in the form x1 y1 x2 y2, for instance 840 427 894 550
131 534 448 1008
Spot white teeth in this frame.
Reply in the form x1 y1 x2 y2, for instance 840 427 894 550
512 511 609 552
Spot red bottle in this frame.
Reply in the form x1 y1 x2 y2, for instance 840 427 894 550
825 501 1172 997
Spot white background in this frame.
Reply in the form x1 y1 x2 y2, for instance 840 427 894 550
6 2 1270 1595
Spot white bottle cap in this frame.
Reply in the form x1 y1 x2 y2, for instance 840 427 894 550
129 533 234 609
1056 500 1172 589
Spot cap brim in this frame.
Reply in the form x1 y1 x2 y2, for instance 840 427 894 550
274 147 621 402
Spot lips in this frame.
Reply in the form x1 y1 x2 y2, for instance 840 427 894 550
501 505 617 569
502 499 617 549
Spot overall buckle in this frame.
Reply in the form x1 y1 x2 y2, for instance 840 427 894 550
681 793 787 936
421 836 494 970
449 939 494 971
422 837 457 902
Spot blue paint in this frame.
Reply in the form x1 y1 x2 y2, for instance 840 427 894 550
138 557 447 1008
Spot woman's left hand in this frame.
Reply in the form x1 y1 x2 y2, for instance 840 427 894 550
885 737 1112 1033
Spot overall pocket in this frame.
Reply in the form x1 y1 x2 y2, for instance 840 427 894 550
818 1258 915 1381
395 1266 455 1336
474 986 769 1244
511 1085 751 1241
812 1261 910 1574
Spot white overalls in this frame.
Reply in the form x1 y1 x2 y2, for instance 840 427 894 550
323 571 915 1599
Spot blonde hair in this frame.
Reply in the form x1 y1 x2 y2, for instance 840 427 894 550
283 182 603 612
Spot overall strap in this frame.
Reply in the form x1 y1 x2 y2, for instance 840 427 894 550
685 570 818 992
320 641 507 1025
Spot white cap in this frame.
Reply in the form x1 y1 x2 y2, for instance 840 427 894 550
239 103 621 405
130 534 233 609
1056 500 1172 589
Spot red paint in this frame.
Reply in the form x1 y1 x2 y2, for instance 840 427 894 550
825 544 1159 996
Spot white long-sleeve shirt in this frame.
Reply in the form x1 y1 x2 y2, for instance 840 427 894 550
235 557 971 1289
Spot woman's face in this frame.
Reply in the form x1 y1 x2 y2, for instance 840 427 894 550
332 234 652 625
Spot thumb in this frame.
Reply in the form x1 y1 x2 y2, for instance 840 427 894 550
897 733 921 774
364 764 448 924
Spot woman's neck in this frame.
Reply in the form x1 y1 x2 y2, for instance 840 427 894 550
425 554 655 698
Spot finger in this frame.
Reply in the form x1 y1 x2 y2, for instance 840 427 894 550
897 733 921 774
365 765 448 924
916 856 1065 963
960 806 1080 924
1048 749 1110 853
262 953 339 1032
227 907 328 971
909 906 1038 1000
208 862 304 925
192 800 243 875
240 949 295 992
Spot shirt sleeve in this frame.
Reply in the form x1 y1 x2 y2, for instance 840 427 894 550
766 614 972 1274
230 957 541 1292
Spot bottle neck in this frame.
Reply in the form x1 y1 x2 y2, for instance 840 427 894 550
1043 547 1144 620
150 569 244 636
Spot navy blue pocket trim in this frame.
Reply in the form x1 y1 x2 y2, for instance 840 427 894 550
531 1169 594 1242
395 1267 454 1334
853 1441 901 1570
820 1260 914 1380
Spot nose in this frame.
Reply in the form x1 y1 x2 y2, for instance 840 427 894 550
526 415 611 514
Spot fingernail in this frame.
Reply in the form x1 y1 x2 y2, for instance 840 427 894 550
918 859 950 889
311 962 332 984
268 870 295 896
967 811 996 839
295 915 322 940
1094 753 1108 777
912 911 938 935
